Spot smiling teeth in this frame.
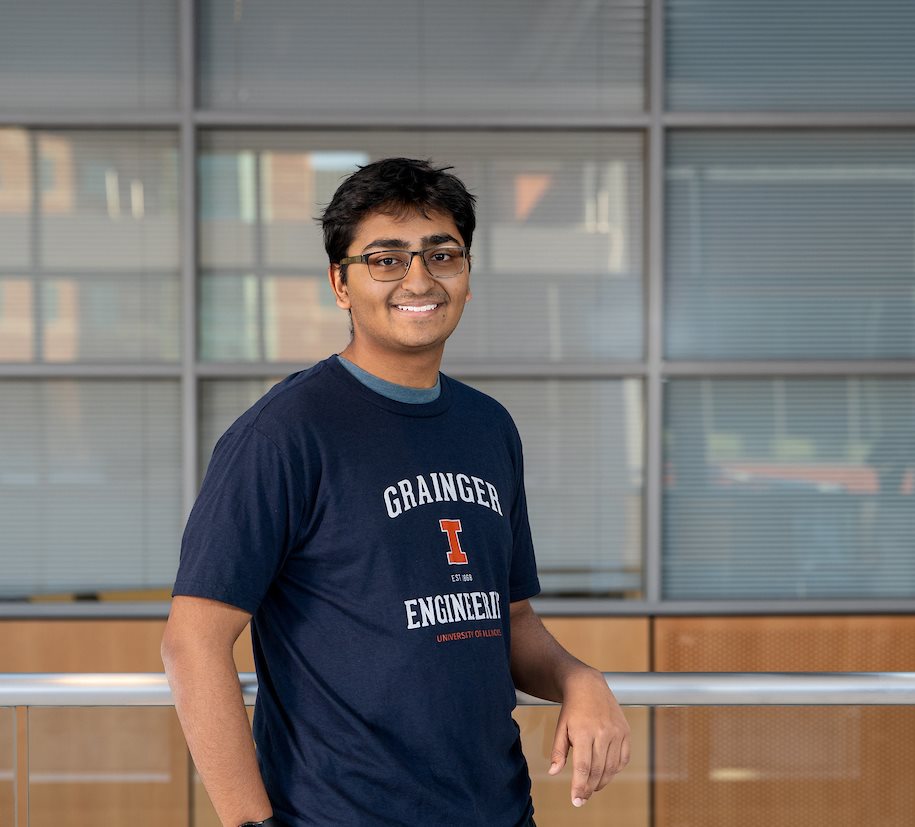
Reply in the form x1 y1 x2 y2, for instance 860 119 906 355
397 304 438 312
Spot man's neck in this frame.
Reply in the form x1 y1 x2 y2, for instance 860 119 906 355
337 342 443 388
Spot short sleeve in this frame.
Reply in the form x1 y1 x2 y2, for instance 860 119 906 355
507 422 541 603
172 425 305 614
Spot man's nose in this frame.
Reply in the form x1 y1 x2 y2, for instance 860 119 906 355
401 252 436 290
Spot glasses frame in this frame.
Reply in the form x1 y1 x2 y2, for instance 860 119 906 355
338 245 470 282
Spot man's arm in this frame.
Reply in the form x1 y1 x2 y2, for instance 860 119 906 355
509 599 631 808
161 595 274 827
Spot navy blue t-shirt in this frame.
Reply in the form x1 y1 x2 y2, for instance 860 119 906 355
173 356 541 827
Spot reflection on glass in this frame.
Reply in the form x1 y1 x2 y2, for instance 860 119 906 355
199 131 643 363
40 277 180 362
199 0 644 116
0 380 182 599
39 132 180 270
664 379 915 599
0 130 181 363
28 708 187 824
199 274 261 361
0 278 34 361
666 131 915 359
470 379 643 598
0 129 31 268
514 705 649 826
655 707 915 826
262 275 349 363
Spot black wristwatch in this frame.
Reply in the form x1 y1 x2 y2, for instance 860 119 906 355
239 819 284 827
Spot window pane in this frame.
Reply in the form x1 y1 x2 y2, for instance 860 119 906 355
666 132 915 359
198 378 278 478
200 377 643 599
0 0 178 111
0 130 181 363
199 0 644 116
469 379 643 598
664 379 915 599
666 0 915 111
39 276 180 362
199 131 643 363
0 380 182 599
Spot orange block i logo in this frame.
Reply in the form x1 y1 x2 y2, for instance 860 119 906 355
439 519 469 565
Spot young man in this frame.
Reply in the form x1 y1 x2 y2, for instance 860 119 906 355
162 158 630 827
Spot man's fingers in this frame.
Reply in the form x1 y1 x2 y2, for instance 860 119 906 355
596 732 632 791
585 738 609 799
549 722 570 775
596 737 623 791
570 740 595 807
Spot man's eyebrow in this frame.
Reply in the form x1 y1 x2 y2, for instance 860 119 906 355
362 238 410 252
423 233 461 247
362 233 462 252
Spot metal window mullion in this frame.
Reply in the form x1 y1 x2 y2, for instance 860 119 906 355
179 0 198 520
663 111 915 129
0 112 182 128
0 364 182 378
531 597 915 616
15 111 915 131
644 0 666 609
663 362 915 377
192 111 654 130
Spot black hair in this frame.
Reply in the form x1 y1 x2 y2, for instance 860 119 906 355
320 158 476 281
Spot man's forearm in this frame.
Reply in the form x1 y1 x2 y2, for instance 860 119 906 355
509 602 602 701
163 640 273 827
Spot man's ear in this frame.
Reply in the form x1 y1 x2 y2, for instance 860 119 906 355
329 264 351 310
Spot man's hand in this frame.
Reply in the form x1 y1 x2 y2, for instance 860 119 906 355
547 667 631 807
508 599 632 807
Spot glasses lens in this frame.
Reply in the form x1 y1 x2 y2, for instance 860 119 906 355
422 247 465 278
366 250 411 281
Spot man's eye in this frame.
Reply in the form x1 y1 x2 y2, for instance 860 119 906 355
373 256 403 268
430 251 452 262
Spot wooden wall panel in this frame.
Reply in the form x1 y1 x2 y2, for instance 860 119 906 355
27 707 189 827
0 620 168 673
654 616 915 827
0 620 189 827
0 707 13 827
514 617 650 827
655 615 915 672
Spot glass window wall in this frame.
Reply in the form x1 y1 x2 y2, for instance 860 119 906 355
2 0 914 608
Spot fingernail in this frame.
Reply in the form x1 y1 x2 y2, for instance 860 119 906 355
549 762 559 773
573 797 583 808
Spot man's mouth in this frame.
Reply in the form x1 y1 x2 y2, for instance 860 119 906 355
393 303 441 313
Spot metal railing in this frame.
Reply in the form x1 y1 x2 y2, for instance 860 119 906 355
2 672 915 706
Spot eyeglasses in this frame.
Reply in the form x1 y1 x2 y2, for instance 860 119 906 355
339 245 469 282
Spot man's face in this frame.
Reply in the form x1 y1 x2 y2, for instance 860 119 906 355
328 209 472 360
